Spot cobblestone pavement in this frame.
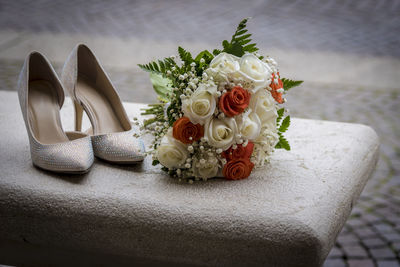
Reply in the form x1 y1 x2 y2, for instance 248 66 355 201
0 0 400 58
0 0 399 266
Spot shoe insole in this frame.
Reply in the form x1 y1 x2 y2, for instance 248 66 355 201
76 76 124 134
28 80 68 144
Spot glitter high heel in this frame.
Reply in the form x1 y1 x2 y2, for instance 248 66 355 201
17 52 94 173
61 44 145 163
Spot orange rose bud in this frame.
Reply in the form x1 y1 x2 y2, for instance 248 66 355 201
172 116 204 144
223 158 254 180
219 86 250 117
270 72 284 104
221 142 254 161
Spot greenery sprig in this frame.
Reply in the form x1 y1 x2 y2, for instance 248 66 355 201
213 18 259 58
275 108 291 150
282 78 303 91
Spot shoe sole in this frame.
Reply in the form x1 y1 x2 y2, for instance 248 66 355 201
33 163 92 175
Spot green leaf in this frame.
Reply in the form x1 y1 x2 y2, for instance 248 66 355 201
138 57 177 78
276 108 285 124
221 18 259 56
243 43 258 52
152 160 160 166
178 46 193 66
276 135 291 150
195 50 210 61
236 33 251 41
279 116 290 133
194 50 214 64
281 78 303 91
143 117 158 127
222 40 230 51
276 110 291 150
213 49 222 56
229 42 245 57
236 29 248 35
150 73 173 101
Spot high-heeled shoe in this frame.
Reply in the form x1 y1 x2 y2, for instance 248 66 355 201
61 44 145 163
17 52 94 173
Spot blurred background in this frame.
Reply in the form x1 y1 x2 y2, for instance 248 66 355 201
0 0 399 266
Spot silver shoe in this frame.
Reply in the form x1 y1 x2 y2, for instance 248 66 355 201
17 52 94 174
61 44 145 164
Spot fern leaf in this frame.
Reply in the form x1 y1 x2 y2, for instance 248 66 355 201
279 116 290 133
139 63 162 76
194 50 214 64
281 78 303 91
213 49 222 56
222 18 259 57
236 33 252 41
276 135 291 150
138 57 177 78
158 60 165 72
276 108 285 124
178 46 193 66
143 117 158 127
243 43 258 52
236 29 248 36
240 39 252 46
222 40 230 51
230 43 244 58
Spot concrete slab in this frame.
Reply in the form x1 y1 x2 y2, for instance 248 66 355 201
0 91 379 266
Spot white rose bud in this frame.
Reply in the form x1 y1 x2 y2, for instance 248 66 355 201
192 156 219 179
205 52 240 82
236 112 262 141
156 130 189 169
233 53 272 93
182 83 218 125
205 117 238 150
250 89 278 130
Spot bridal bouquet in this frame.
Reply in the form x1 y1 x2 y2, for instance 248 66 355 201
139 18 302 181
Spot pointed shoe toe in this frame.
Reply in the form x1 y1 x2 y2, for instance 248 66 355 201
91 130 145 164
31 136 94 174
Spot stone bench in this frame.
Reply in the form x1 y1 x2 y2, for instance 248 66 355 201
0 91 379 266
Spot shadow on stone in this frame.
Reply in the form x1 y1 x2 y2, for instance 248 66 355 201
94 157 147 173
32 164 89 184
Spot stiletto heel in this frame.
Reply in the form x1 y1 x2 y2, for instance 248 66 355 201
73 100 83 132
61 44 145 164
17 52 94 173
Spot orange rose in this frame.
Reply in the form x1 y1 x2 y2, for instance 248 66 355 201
172 116 204 144
221 142 254 161
223 158 254 180
270 72 284 104
219 86 250 117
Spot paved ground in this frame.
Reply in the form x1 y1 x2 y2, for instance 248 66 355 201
1 0 399 58
0 0 399 266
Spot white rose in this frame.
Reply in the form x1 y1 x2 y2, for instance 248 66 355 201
156 130 189 169
236 112 261 141
192 156 219 179
182 83 217 125
235 53 272 92
205 52 240 81
249 89 277 130
205 117 238 150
